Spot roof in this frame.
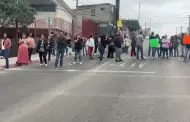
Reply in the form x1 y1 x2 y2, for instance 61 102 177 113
78 3 115 9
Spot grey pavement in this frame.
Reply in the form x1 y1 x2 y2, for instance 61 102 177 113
1 42 190 122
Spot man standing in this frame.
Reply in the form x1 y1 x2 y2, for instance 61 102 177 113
136 31 145 60
114 33 123 62
149 32 156 56
54 31 67 70
94 33 99 55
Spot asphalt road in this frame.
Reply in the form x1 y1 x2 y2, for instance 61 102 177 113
1 41 190 122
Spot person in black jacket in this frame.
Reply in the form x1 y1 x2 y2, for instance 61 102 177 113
54 31 67 69
114 33 123 62
98 34 107 61
131 33 136 57
36 34 48 66
47 35 54 61
94 33 99 55
74 34 83 64
107 36 115 58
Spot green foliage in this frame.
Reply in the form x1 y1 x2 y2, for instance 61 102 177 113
0 0 36 27
122 19 141 32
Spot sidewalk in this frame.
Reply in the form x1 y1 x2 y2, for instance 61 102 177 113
0 54 40 70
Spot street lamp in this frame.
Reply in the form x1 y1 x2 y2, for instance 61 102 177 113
138 0 150 22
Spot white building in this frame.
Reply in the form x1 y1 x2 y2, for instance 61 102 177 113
28 0 73 33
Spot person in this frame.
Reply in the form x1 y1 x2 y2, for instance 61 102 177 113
47 35 54 61
65 33 71 56
173 35 179 57
107 36 115 58
0 33 12 69
131 32 136 57
74 34 83 64
162 35 170 59
50 32 56 56
136 31 145 60
17 33 30 65
36 34 48 66
87 35 95 59
54 31 67 70
169 36 174 56
94 33 99 55
98 34 107 61
114 33 123 62
124 36 131 54
149 32 156 56
27 33 35 62
82 36 88 56
152 34 160 59
180 33 185 57
67 36 72 57
183 34 190 62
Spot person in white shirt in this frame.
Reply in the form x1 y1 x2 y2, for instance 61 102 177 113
124 36 131 54
86 35 95 59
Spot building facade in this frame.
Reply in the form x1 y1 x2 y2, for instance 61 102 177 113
74 3 116 36
28 0 73 34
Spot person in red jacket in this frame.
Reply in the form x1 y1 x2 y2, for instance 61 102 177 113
0 33 12 69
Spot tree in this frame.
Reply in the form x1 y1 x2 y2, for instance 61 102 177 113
122 19 141 32
0 0 36 28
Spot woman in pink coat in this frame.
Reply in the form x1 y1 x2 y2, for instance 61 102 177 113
17 33 30 65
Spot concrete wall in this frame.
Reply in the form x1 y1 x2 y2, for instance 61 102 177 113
56 7 73 23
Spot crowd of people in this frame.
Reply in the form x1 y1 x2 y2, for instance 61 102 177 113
0 30 190 70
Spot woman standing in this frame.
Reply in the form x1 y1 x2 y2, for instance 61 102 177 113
87 35 95 59
74 35 83 64
98 35 107 61
47 35 54 61
36 34 48 66
28 33 35 62
131 33 136 57
0 33 12 69
65 33 71 56
17 33 30 65
107 36 115 58
162 35 170 59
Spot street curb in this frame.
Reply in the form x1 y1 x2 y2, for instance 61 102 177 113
0 60 40 71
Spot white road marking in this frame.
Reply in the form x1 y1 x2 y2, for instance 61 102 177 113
130 63 136 67
7 68 156 74
93 61 111 71
119 62 126 67
139 61 148 68
109 64 116 66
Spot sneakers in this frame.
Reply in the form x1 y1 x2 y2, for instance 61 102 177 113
73 62 76 64
40 64 43 66
45 64 47 67
80 62 82 64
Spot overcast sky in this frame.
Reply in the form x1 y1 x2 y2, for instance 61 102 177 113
65 0 190 36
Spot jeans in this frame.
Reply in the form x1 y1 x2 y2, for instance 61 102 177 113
152 47 159 57
55 49 65 68
148 46 151 56
180 45 185 56
136 45 144 59
99 45 105 60
162 48 169 58
47 48 52 61
174 47 179 57
0 49 10 69
39 51 47 64
28 48 33 61
75 50 82 62
184 47 190 62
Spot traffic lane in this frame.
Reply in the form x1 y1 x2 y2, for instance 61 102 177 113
9 72 190 122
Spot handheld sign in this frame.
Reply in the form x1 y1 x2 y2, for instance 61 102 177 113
150 38 159 47
184 35 190 44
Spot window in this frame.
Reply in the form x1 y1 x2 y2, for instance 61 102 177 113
31 4 56 12
101 8 106 11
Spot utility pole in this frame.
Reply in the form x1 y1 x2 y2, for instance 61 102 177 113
76 0 79 9
115 0 120 35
